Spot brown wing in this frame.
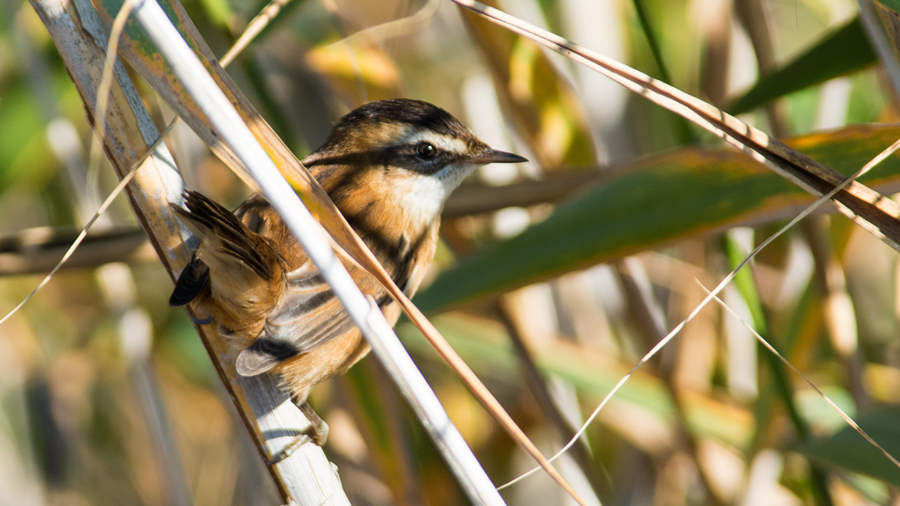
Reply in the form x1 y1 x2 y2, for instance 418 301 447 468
171 191 276 280
229 193 435 377
235 262 362 376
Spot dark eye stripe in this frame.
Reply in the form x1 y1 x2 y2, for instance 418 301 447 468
304 143 465 175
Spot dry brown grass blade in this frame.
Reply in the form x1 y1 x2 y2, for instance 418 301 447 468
453 0 900 252
90 0 583 500
395 293 585 503
495 299 611 502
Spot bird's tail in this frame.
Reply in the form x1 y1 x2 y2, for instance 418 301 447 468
169 191 278 306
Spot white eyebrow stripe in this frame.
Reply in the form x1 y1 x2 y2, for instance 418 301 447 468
399 130 470 156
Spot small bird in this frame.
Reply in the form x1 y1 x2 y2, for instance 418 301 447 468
169 99 526 444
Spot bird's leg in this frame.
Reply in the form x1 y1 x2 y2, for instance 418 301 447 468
296 401 329 446
266 398 329 466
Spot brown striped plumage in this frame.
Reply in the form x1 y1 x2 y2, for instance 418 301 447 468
169 99 526 443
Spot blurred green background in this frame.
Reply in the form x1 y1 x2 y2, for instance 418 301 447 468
3 0 900 504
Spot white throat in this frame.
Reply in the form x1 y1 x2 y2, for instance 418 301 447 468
388 162 478 227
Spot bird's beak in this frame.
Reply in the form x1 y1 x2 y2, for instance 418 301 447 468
468 149 528 165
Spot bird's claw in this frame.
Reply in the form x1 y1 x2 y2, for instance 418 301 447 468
266 402 329 465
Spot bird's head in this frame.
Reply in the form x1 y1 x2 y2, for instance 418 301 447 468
304 99 526 229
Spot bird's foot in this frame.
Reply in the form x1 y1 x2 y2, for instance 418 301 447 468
266 401 329 466
297 402 329 446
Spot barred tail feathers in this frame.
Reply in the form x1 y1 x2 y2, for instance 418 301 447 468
172 191 274 280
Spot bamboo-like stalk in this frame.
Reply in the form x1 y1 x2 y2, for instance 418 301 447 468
27 0 350 503
128 0 508 504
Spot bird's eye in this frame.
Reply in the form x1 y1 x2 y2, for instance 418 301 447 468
416 142 437 159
